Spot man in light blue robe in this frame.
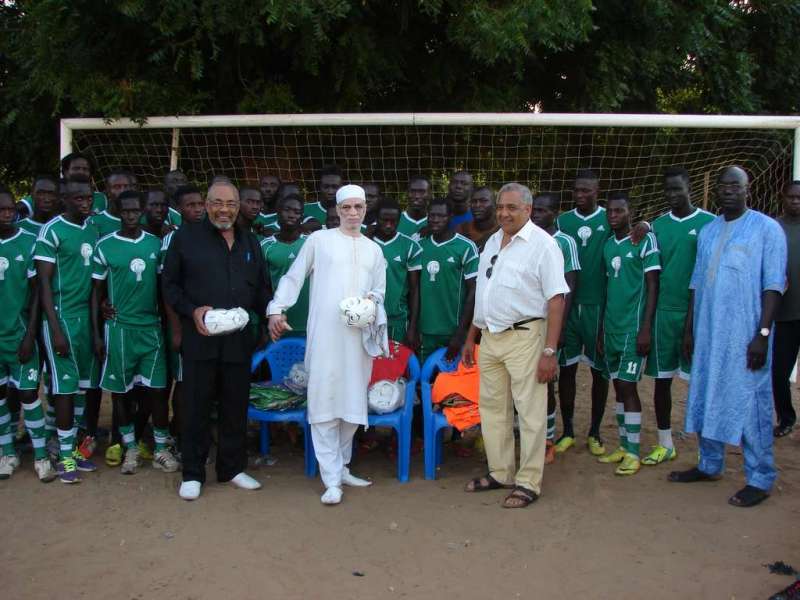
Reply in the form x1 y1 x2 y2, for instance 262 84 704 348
669 166 786 508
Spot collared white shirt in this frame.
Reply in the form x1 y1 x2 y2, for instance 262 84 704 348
473 220 569 333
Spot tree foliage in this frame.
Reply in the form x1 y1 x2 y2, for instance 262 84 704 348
1 0 799 183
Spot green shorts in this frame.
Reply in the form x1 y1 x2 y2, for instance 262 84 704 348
420 333 451 365
645 310 690 380
603 332 644 382
101 322 167 393
0 334 41 391
560 303 605 370
42 316 100 395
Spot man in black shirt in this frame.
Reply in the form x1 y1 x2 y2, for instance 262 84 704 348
162 181 269 500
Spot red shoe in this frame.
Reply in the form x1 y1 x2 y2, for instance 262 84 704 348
77 435 97 459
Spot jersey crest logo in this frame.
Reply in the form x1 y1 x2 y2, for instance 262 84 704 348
688 229 697 236
109 374 116 380
597 225 605 231
288 253 296 259
62 374 70 380
447 256 456 263
625 251 633 258
577 226 592 247
426 260 440 282
0 257 8 280
149 253 156 259
611 256 622 278
130 258 146 282
15 255 24 262
80 243 93 266
393 256 402 262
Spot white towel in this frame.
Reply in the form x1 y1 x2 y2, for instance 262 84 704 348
361 301 389 358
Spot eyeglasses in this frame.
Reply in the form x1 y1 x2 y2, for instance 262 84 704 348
486 254 498 279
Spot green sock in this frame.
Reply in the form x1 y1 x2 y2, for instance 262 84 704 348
624 412 641 457
22 399 48 460
546 410 556 441
73 392 86 430
153 427 169 452
0 398 14 455
57 428 74 461
119 424 136 450
615 402 626 450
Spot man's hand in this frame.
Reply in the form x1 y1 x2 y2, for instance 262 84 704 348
93 336 106 362
461 340 476 368
682 330 693 361
445 334 463 361
17 333 35 364
746 334 768 371
268 314 290 342
636 327 651 357
170 324 182 352
537 354 558 383
52 329 70 358
193 306 212 336
630 221 651 245
100 298 116 320
403 325 419 351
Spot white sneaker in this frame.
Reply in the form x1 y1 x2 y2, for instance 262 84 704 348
342 468 373 487
34 458 57 483
321 486 343 505
121 447 139 475
153 448 181 473
179 480 202 501
230 472 261 490
0 455 16 480
7 452 21 470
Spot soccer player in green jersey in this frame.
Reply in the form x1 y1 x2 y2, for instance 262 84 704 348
261 194 310 334
91 192 179 474
532 192 581 464
18 175 60 237
304 164 343 232
372 198 422 347
418 198 478 362
141 189 171 238
0 191 56 482
237 186 266 238
642 167 714 465
61 153 108 214
597 192 661 476
398 175 431 242
88 170 135 239
35 178 99 483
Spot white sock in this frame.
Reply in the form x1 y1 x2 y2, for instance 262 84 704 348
657 428 673 449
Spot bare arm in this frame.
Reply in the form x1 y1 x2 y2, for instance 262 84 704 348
404 269 420 350
746 290 782 370
682 290 694 361
537 294 565 383
447 278 475 360
17 278 40 363
36 261 68 356
560 271 578 347
90 279 107 361
637 270 660 356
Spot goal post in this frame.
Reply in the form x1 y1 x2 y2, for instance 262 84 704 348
60 113 800 221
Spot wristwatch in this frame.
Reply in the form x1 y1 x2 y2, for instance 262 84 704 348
543 347 556 357
759 327 770 338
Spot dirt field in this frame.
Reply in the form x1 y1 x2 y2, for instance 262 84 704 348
3 370 799 600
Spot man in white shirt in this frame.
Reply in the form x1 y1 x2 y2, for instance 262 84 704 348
462 182 568 508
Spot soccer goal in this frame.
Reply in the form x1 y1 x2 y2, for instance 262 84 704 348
61 113 800 221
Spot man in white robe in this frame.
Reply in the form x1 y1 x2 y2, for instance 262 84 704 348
268 184 386 505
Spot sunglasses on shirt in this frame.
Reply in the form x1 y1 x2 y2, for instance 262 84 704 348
486 254 498 279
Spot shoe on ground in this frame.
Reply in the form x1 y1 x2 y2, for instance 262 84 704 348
342 468 372 487
137 440 154 461
57 457 81 484
642 445 677 466
71 450 97 472
321 486 343 505
105 443 123 467
0 454 17 480
230 472 262 490
554 436 575 453
598 446 627 464
615 453 641 476
35 458 57 483
179 480 202 500
152 448 181 473
77 435 97 459
545 440 556 465
121 447 139 475
587 436 605 456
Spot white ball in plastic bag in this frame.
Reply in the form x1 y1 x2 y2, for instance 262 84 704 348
368 379 405 414
204 307 250 335
284 362 309 394
339 296 377 329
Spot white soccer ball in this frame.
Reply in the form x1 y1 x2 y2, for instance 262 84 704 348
368 379 405 414
204 307 250 335
339 296 377 329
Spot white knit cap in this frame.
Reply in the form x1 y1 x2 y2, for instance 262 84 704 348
335 184 366 205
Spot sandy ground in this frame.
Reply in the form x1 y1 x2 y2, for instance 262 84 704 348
2 370 799 600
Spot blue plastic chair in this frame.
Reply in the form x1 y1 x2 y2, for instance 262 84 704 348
248 337 317 478
420 347 461 480
367 353 421 483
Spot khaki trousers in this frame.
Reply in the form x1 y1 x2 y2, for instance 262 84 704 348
478 320 546 494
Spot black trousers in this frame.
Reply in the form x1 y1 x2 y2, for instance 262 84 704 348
181 358 250 484
772 320 800 427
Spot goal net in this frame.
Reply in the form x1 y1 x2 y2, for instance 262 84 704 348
64 114 798 221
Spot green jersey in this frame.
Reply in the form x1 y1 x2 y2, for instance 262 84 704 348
0 229 37 339
554 230 581 274
34 215 97 318
652 208 715 311
167 207 182 227
17 218 46 237
603 232 661 334
255 211 278 233
92 231 162 328
303 201 327 225
374 233 422 324
261 235 310 332
397 211 428 242
557 206 611 305
419 233 478 336
88 210 121 239
92 192 108 214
